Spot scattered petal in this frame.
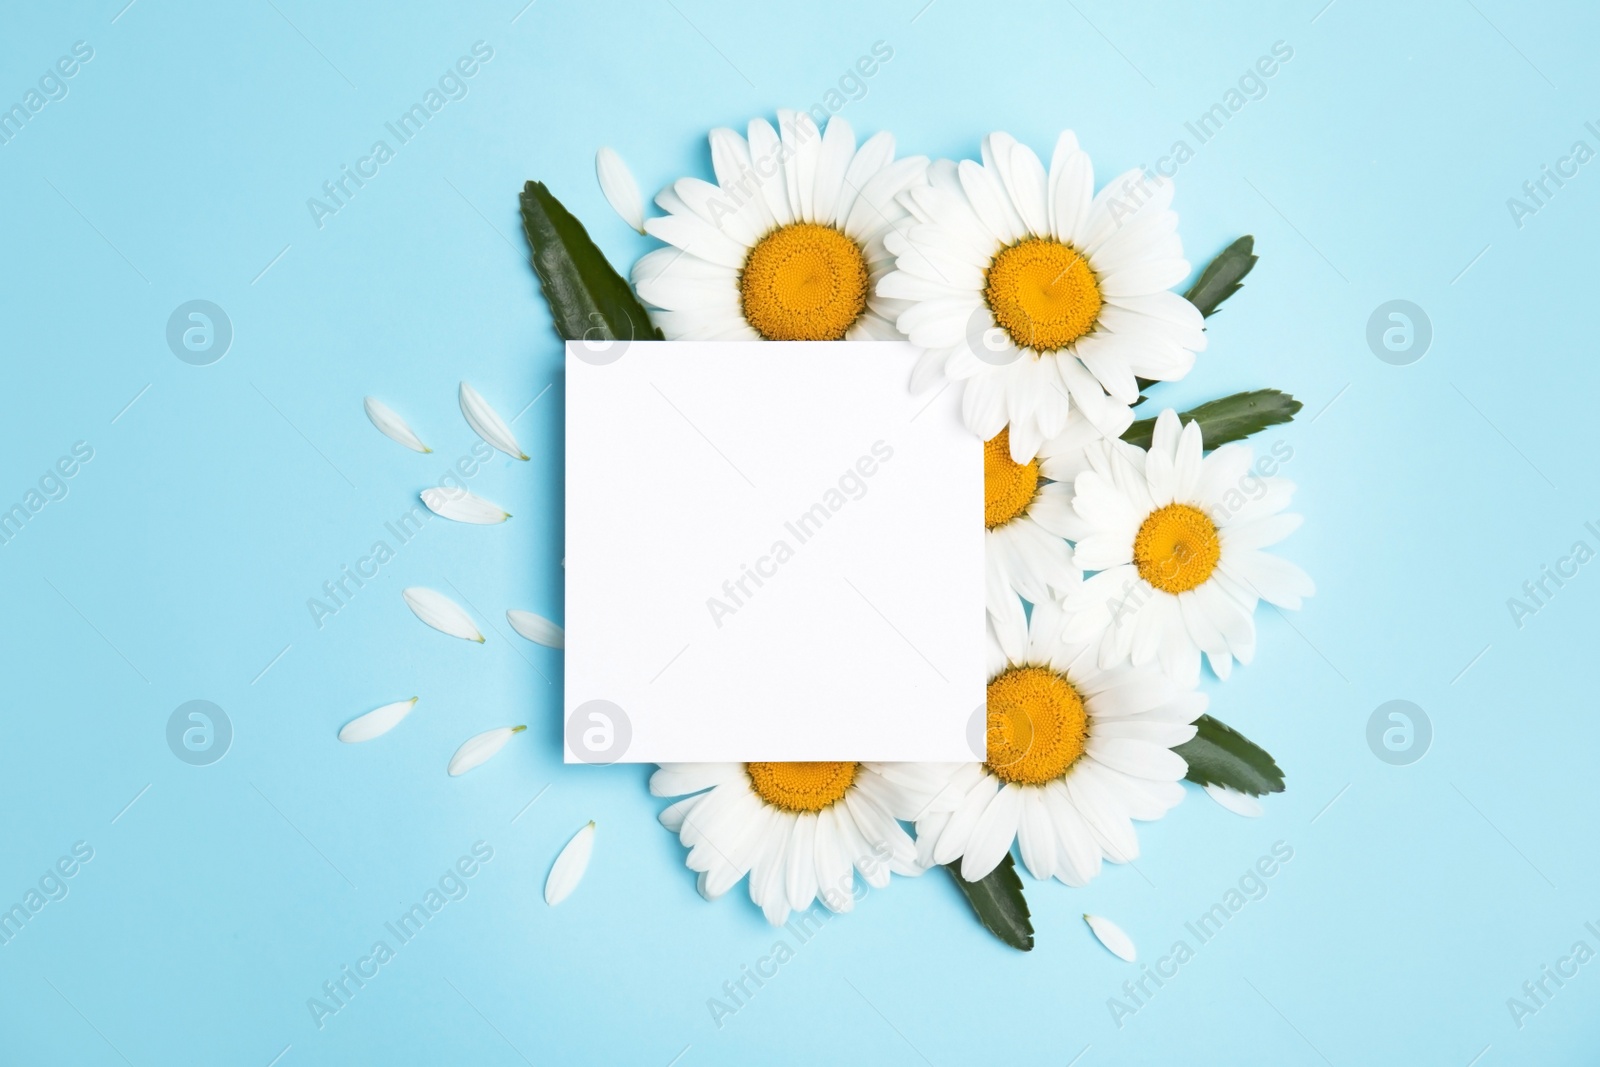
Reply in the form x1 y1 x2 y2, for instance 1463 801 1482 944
1205 783 1265 818
448 725 526 776
1085 914 1137 962
403 587 485 643
507 609 564 648
420 487 511 525
459 382 528 461
596 148 645 234
338 698 418 742
364 397 431 453
545 821 596 905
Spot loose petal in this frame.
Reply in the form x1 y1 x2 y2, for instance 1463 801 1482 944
506 609 564 648
545 821 596 905
1205 783 1264 818
338 697 418 742
448 725 526 776
364 397 431 453
403 587 485 643
459 382 528 461
596 148 645 234
1085 913 1137 962
420 487 511 525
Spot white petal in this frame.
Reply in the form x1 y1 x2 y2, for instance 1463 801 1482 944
746 118 793 226
1043 782 1101 885
813 807 857 911
596 148 645 234
1049 135 1093 246
545 821 596 904
419 487 511 525
1204 783 1264 817
506 609 564 648
657 796 699 833
447 725 526 776
643 214 749 269
459 382 529 461
649 763 742 797
1003 140 1050 237
959 782 1023 880
785 812 821 912
933 774 1001 866
1226 550 1315 609
809 116 855 228
958 159 1020 244
363 397 431 453
750 809 794 924
337 697 417 742
708 128 771 232
1015 788 1057 880
779 109 821 222
835 130 895 226
1085 913 1137 962
403 587 485 643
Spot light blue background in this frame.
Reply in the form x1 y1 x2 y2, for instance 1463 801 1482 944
1 0 1596 1063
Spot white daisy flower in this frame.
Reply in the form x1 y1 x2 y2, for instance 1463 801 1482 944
981 419 1101 645
1056 409 1314 685
650 760 944 926
632 111 929 342
914 598 1206 884
880 131 1207 461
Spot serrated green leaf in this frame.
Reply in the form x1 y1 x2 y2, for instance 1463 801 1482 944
519 180 662 344
945 854 1033 951
1175 714 1285 796
1121 388 1301 450
1184 235 1257 318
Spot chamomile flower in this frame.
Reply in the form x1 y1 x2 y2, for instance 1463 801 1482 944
981 418 1101 643
880 132 1206 461
651 761 945 926
632 111 929 342
1056 409 1313 685
914 598 1205 883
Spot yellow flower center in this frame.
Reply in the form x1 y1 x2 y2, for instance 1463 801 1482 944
746 761 859 812
1134 503 1222 594
984 666 1088 785
739 223 870 341
983 237 1103 352
984 428 1039 529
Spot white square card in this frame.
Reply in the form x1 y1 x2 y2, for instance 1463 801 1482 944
564 341 983 763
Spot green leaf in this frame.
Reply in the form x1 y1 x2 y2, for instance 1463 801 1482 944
1121 388 1301 450
1184 235 1257 318
944 854 1033 951
518 180 662 344
1175 714 1285 796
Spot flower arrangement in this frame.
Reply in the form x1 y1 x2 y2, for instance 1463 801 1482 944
363 110 1312 954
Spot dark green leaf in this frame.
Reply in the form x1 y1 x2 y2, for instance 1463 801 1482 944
519 180 662 344
944 854 1033 951
1175 714 1285 796
1121 388 1301 450
1184 235 1257 318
